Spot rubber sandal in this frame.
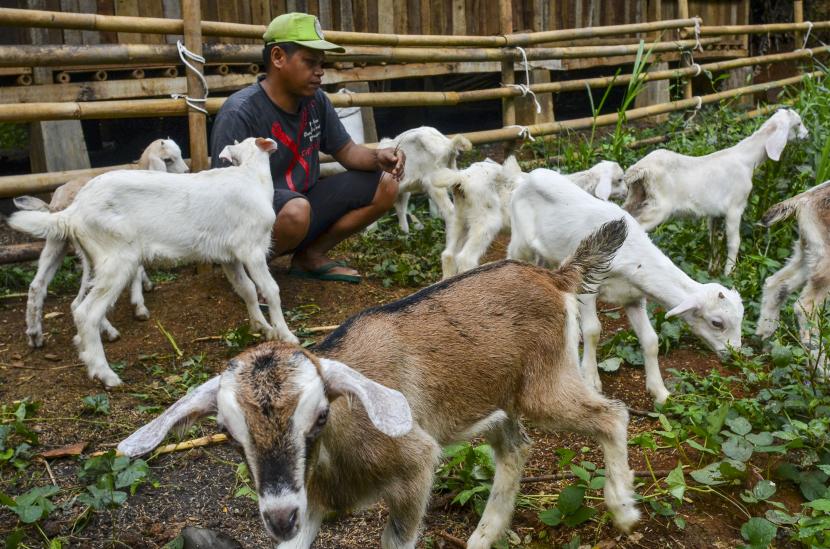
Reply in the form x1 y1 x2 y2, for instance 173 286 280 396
288 261 362 283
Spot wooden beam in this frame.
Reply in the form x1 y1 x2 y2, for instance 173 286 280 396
182 0 208 172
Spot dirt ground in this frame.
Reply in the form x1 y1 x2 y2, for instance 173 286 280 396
0 241 756 548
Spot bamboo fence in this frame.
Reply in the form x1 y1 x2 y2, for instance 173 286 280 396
0 5 826 264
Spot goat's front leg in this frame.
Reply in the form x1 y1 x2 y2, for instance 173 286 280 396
756 246 807 340
25 237 69 347
467 418 530 549
723 209 743 275
578 294 603 392
625 299 668 405
275 506 323 549
242 254 299 344
130 267 150 320
381 464 434 549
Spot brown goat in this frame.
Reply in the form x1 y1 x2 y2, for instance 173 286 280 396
757 180 830 363
119 219 639 549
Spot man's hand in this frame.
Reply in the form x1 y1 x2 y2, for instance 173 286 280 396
377 147 406 181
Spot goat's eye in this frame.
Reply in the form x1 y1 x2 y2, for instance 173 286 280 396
316 409 329 427
163 157 174 165
711 319 724 329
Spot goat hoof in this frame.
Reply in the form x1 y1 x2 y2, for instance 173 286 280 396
133 307 150 321
103 328 121 342
650 388 670 406
27 333 44 348
98 371 123 388
611 502 641 533
142 281 154 292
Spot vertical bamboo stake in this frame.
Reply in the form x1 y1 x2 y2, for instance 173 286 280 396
794 1 804 50
182 0 208 173
678 0 693 100
499 0 515 134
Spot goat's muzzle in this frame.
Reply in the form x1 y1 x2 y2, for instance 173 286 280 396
262 506 299 542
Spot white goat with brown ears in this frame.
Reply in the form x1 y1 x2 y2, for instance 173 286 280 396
13 138 189 348
119 220 640 549
623 108 808 274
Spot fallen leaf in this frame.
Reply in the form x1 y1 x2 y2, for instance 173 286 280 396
43 354 61 362
44 312 63 320
39 442 88 459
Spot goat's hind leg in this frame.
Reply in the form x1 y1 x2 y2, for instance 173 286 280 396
243 253 298 344
73 258 137 387
467 417 530 549
529 378 639 532
26 237 69 347
130 267 150 320
756 246 806 340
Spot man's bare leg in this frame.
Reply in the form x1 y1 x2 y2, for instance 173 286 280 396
272 198 312 256
292 173 398 277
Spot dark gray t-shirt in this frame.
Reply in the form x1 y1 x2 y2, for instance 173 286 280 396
210 76 351 194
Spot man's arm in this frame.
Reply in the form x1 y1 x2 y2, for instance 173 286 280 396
333 140 405 180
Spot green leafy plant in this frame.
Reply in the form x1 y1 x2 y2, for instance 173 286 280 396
81 394 110 416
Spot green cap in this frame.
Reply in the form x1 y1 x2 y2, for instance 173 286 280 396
263 13 345 53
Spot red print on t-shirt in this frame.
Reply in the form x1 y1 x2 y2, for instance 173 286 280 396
270 103 312 192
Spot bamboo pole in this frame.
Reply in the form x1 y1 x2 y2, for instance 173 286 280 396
701 21 830 36
677 0 693 100
0 242 45 264
0 45 823 125
0 7 699 46
0 38 720 68
794 1 805 48
182 0 208 172
0 71 818 202
460 71 823 146
499 0 515 134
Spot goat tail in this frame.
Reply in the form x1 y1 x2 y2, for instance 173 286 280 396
761 198 800 227
7 210 71 241
451 133 473 152
554 218 628 294
13 196 50 212
429 167 465 192
761 181 830 227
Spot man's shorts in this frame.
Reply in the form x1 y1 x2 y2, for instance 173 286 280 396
273 169 383 252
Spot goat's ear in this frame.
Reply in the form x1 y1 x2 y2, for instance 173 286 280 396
594 175 613 200
255 137 278 154
665 296 700 318
146 153 166 172
117 375 221 456
319 358 412 438
218 145 235 165
765 121 790 162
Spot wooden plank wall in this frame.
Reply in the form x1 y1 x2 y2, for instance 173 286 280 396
4 0 751 44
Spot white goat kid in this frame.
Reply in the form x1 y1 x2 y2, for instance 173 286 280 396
119 221 639 548
13 138 189 348
623 108 808 275
435 157 521 278
509 169 744 405
377 126 472 233
8 137 297 387
756 181 830 364
438 158 624 278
